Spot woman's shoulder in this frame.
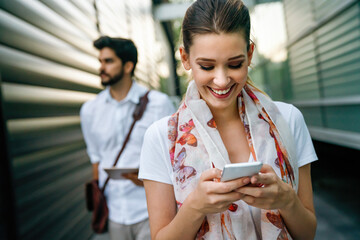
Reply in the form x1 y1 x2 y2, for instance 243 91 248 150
145 115 173 139
273 101 312 146
273 101 304 125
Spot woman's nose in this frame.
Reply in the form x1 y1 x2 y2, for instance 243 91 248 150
213 69 230 88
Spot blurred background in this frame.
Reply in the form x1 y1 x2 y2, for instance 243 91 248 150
0 0 359 239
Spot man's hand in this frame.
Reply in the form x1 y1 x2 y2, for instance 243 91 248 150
92 163 99 180
122 172 144 187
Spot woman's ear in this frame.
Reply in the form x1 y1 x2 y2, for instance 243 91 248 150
247 43 255 66
124 61 134 74
179 47 191 70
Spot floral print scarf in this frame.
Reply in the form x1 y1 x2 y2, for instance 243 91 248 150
168 80 298 239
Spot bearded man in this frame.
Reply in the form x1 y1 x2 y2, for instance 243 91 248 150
80 36 175 240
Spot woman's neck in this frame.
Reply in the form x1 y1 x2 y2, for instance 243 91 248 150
210 100 240 125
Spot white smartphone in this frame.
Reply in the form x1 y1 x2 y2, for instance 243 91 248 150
220 162 263 182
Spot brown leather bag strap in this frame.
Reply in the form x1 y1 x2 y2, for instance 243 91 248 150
101 90 150 192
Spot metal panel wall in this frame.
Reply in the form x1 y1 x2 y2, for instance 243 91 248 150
283 0 314 43
0 0 173 239
288 34 320 101
282 0 360 149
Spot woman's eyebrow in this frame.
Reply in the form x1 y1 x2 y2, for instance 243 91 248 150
195 54 246 62
228 54 245 60
195 57 216 62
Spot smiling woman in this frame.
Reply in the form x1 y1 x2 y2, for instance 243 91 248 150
139 0 318 239
179 32 253 112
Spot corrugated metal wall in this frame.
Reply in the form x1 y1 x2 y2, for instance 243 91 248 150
267 0 360 149
0 0 173 239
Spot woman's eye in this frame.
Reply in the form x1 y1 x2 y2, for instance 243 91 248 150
229 63 243 69
200 65 214 71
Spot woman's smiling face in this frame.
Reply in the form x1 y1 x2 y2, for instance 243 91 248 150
180 32 254 112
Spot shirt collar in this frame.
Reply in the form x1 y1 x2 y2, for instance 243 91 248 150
104 80 145 104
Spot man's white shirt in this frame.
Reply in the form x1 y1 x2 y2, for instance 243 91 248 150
80 81 175 224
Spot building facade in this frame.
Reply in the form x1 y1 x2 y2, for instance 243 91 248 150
0 1 175 239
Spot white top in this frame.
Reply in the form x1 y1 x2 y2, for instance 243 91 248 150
139 101 318 185
80 81 175 224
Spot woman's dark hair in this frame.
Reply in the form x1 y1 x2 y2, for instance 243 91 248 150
93 36 138 75
182 0 251 53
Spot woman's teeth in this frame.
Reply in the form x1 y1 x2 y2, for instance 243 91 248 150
210 87 231 95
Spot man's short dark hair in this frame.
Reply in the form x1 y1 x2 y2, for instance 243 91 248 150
93 36 138 75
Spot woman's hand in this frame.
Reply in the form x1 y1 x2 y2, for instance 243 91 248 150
186 168 251 216
235 164 296 211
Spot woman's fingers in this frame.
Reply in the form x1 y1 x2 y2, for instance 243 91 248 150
234 165 294 210
251 173 276 186
213 177 251 194
194 167 261 214
196 165 291 211
204 192 245 212
250 164 277 185
199 168 252 194
218 191 245 203
200 168 222 181
235 165 277 197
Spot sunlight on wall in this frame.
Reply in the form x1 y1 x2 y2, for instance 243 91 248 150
250 2 287 62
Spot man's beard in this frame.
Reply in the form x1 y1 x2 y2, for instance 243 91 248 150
100 68 124 87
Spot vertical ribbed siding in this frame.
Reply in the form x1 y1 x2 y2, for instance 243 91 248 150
250 0 360 149
315 4 360 133
282 0 360 148
0 1 99 238
283 0 314 42
288 34 320 100
316 5 360 98
313 0 350 21
0 0 173 239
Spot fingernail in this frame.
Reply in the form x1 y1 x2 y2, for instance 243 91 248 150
243 178 250 184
